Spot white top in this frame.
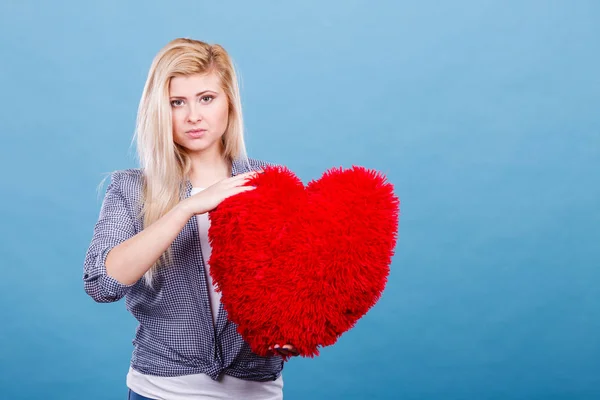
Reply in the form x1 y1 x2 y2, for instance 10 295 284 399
193 186 222 324
126 187 284 399
127 367 283 400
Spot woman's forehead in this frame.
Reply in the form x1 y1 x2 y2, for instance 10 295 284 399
169 72 222 95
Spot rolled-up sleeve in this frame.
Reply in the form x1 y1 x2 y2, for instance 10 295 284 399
83 171 138 303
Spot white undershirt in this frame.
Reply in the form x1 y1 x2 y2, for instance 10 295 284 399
126 187 283 400
193 187 222 324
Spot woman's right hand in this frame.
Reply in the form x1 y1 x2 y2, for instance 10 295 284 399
177 170 261 217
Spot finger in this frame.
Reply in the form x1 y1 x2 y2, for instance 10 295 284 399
232 170 261 180
272 343 289 356
214 171 260 189
227 172 260 188
282 344 299 356
230 185 256 196
220 186 255 202
224 178 251 190
277 348 290 356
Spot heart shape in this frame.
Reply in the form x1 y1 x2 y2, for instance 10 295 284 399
208 165 399 357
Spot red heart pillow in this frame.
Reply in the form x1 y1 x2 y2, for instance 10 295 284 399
208 165 399 357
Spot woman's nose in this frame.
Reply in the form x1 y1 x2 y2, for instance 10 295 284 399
187 105 202 123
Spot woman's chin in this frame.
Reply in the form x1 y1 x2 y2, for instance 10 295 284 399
181 140 221 154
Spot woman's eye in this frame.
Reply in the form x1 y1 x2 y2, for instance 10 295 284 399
170 99 184 107
200 95 214 103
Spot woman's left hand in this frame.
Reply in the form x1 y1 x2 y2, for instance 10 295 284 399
269 344 299 357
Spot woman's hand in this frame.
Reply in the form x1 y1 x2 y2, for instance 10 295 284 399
269 344 299 357
178 170 260 217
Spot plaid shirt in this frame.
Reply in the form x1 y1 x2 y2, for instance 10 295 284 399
83 158 284 382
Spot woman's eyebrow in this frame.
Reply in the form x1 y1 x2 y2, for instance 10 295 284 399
169 90 218 99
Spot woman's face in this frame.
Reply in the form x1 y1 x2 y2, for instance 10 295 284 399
169 72 229 155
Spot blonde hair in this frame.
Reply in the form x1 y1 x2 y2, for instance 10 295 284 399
133 38 249 286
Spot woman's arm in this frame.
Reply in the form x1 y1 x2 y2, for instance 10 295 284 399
83 170 259 302
104 204 191 285
106 170 260 285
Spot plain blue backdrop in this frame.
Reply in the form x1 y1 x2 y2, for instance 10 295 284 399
0 1 599 399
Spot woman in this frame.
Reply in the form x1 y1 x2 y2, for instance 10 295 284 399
83 38 297 400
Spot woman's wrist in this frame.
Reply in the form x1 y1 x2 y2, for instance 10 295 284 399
175 199 195 219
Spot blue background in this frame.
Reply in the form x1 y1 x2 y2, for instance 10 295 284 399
1 1 599 399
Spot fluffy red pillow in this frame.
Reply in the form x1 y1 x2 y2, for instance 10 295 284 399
208 165 399 358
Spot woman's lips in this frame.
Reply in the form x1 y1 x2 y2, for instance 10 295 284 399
187 129 206 138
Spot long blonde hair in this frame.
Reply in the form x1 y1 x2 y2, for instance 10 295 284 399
134 38 249 286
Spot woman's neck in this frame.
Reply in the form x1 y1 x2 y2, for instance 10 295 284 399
188 147 231 188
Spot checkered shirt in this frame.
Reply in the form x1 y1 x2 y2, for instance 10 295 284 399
83 158 284 381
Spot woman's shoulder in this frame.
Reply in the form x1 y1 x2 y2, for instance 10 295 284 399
108 168 143 183
105 168 144 198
